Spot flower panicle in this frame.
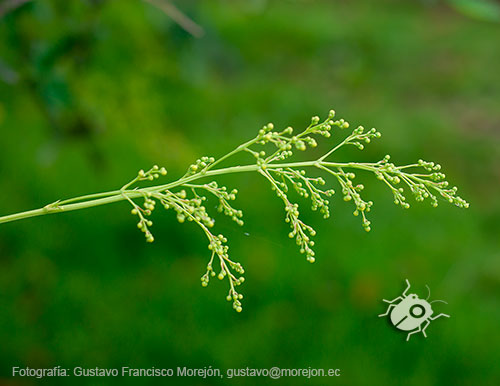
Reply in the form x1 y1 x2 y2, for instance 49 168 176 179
119 109 468 312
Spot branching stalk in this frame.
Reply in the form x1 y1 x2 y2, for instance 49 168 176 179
0 110 469 311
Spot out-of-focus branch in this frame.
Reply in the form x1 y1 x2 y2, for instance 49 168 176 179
0 0 33 18
143 0 205 38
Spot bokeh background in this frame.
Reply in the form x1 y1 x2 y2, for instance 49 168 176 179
0 0 499 385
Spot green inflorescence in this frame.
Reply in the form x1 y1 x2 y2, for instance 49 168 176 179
116 110 469 311
0 110 469 312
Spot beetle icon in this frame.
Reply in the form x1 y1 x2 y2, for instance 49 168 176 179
379 279 449 341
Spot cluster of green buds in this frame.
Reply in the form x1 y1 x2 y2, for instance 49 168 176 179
132 196 155 243
0 109 470 313
248 110 350 165
120 165 247 310
113 109 468 312
134 165 167 183
121 166 166 243
336 169 373 232
159 190 245 309
164 189 213 227
259 168 318 262
364 156 469 210
184 156 216 177
200 233 245 312
270 167 335 219
286 203 317 263
185 182 244 226
344 126 382 150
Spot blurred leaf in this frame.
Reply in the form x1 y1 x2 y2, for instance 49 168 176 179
448 0 500 22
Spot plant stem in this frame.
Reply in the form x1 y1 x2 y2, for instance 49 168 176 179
0 160 359 225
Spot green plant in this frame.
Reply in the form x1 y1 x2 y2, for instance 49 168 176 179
0 110 469 312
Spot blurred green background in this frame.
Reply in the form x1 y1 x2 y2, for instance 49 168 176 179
0 0 499 385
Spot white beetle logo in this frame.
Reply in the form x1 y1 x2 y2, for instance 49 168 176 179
379 279 450 341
